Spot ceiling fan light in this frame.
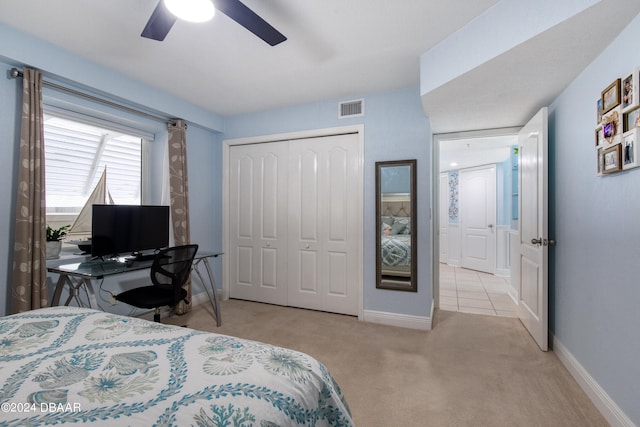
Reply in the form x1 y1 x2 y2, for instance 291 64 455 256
164 0 215 23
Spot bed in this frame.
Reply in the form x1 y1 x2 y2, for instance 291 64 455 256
380 233 412 276
0 306 353 426
380 211 412 278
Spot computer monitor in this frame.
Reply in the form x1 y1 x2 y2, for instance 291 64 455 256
91 204 169 258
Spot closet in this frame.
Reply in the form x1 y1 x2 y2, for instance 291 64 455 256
228 133 361 315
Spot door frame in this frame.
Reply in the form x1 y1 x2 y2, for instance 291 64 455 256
222 125 365 320
432 128 521 315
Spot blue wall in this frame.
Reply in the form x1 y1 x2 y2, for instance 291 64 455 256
549 13 640 424
224 87 433 318
496 161 507 226
496 156 515 227
0 58 21 315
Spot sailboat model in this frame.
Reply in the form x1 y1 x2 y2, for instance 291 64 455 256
67 168 114 252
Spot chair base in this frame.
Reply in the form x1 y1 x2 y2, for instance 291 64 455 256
115 287 188 323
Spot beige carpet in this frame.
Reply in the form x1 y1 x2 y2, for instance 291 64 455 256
167 300 608 427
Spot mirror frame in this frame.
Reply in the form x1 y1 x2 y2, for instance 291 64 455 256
375 159 417 292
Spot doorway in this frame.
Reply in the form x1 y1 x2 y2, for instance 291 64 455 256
434 130 519 318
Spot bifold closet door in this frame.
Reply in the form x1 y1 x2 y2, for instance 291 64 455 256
228 142 288 305
287 133 360 315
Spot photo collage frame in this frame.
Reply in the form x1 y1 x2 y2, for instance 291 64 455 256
596 68 640 175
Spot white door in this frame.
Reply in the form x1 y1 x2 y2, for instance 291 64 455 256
439 172 449 263
229 142 289 305
288 134 360 315
460 165 496 274
517 107 550 351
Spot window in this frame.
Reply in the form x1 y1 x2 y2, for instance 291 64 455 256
44 114 146 227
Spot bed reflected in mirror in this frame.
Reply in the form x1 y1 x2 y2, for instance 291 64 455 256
376 159 417 292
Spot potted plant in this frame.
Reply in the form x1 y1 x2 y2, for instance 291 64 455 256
46 224 70 259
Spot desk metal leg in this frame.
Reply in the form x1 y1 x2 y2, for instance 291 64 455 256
51 274 98 309
193 257 221 327
51 274 67 306
82 279 99 309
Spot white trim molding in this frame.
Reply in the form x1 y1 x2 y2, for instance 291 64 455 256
447 223 461 267
553 335 635 427
508 230 520 302
363 308 432 331
495 225 511 277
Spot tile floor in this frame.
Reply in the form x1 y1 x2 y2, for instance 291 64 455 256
439 263 518 317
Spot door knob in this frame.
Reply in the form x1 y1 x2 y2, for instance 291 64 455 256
531 238 542 245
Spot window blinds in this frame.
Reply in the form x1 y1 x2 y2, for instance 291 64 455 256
44 115 143 212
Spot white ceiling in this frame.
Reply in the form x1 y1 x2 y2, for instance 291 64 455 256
1 0 639 133
0 0 498 116
440 135 517 172
423 0 640 133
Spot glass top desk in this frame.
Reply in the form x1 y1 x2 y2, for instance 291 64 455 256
47 251 222 326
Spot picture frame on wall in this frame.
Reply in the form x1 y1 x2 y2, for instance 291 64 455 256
602 106 622 143
602 144 622 174
622 69 639 110
596 98 603 125
596 146 603 176
623 106 640 132
603 121 616 139
622 129 639 170
602 79 621 114
595 127 604 147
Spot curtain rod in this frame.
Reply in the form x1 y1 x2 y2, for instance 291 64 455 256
9 67 171 124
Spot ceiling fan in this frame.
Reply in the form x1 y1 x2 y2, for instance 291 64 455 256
142 0 287 46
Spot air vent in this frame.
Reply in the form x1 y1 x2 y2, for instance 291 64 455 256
339 99 364 118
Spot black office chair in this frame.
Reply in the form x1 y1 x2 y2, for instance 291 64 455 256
115 244 199 322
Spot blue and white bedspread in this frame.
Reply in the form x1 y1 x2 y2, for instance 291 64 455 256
380 235 411 267
0 306 353 426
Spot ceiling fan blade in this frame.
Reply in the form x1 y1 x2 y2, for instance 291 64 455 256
141 1 177 41
213 0 287 46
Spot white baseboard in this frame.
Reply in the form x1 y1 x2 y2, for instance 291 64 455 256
553 335 635 427
507 284 518 303
495 268 510 277
363 309 432 331
191 290 215 307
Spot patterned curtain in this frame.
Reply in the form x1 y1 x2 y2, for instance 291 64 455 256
167 120 192 314
12 67 47 313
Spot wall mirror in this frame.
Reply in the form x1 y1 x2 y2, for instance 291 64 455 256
376 159 417 292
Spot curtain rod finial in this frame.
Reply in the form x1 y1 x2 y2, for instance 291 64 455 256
9 68 21 78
